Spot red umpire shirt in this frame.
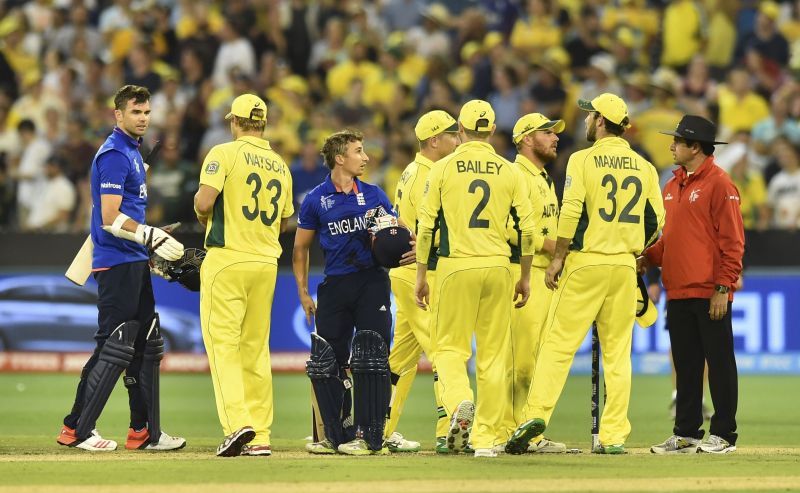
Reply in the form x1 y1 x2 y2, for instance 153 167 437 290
644 156 745 300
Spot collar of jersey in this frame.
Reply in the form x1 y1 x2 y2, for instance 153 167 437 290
414 152 435 169
457 140 496 153
591 136 630 148
674 155 715 183
236 135 271 149
322 174 361 194
514 153 546 178
112 127 142 149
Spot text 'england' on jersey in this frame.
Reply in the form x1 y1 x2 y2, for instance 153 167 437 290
199 136 294 260
298 175 395 276
89 128 149 269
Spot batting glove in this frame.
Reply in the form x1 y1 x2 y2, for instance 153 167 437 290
135 224 184 261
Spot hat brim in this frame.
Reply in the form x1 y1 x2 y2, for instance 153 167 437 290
658 130 728 144
224 112 234 120
577 99 595 112
513 119 566 143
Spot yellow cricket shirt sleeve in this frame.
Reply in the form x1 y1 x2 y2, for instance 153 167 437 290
643 163 665 248
416 163 444 266
557 152 587 240
509 167 540 256
199 145 228 191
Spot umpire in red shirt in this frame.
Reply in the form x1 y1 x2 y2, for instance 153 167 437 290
643 115 744 455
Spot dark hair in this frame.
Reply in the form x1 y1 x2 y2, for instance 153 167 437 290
113 85 151 111
321 129 364 170
17 119 36 133
684 139 715 156
601 115 628 136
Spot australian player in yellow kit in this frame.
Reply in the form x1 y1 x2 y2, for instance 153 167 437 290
415 100 538 458
506 113 565 453
506 93 665 455
385 110 460 453
194 94 294 457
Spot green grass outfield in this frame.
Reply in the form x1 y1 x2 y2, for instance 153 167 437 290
1 373 799 492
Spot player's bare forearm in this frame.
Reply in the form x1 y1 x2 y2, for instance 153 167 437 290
519 254 533 282
292 228 316 295
100 194 139 232
552 236 571 261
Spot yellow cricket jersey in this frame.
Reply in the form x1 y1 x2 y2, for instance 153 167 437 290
417 141 537 264
507 154 559 269
390 153 438 281
558 136 664 259
200 136 294 260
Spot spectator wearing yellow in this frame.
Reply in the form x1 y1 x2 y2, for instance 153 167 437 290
660 0 706 70
510 0 562 64
717 68 770 139
635 68 684 171
326 34 381 99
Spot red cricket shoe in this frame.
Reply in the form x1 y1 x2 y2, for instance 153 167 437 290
56 425 79 446
126 428 149 450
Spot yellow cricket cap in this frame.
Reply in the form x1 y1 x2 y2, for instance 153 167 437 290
415 110 458 141
635 275 658 328
458 99 495 132
512 113 566 144
760 1 780 21
578 93 630 127
225 93 267 121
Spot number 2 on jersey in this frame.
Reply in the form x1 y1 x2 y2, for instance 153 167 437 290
468 179 490 228
598 174 641 223
242 172 282 226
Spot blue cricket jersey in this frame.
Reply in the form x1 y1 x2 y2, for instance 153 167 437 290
90 128 149 269
298 175 395 276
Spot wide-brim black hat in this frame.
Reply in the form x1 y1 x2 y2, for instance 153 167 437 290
659 115 728 144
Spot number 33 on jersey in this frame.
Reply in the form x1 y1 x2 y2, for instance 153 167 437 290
199 136 294 257
559 136 664 255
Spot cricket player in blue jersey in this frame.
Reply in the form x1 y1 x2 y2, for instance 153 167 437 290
293 129 415 455
57 85 186 452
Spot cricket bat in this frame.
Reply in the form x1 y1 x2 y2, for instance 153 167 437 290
65 141 162 286
65 235 94 286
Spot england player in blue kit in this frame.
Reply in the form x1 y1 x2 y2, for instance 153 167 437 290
57 85 186 452
293 130 415 456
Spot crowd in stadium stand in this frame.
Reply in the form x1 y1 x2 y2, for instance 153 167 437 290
1 0 799 233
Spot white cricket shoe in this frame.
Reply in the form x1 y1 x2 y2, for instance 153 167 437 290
650 434 700 454
445 400 474 453
143 431 187 451
385 432 421 452
697 435 736 454
75 430 117 452
527 437 567 453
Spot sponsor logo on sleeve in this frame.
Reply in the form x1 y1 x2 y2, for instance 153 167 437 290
100 182 122 190
205 161 219 174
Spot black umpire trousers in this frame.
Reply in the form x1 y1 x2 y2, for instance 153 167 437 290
667 298 738 445
63 261 155 431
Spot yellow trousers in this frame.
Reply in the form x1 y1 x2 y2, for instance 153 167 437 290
431 257 513 450
385 270 448 439
523 252 637 446
508 264 552 437
200 248 278 446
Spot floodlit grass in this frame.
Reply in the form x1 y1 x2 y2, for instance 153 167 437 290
0 373 798 491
